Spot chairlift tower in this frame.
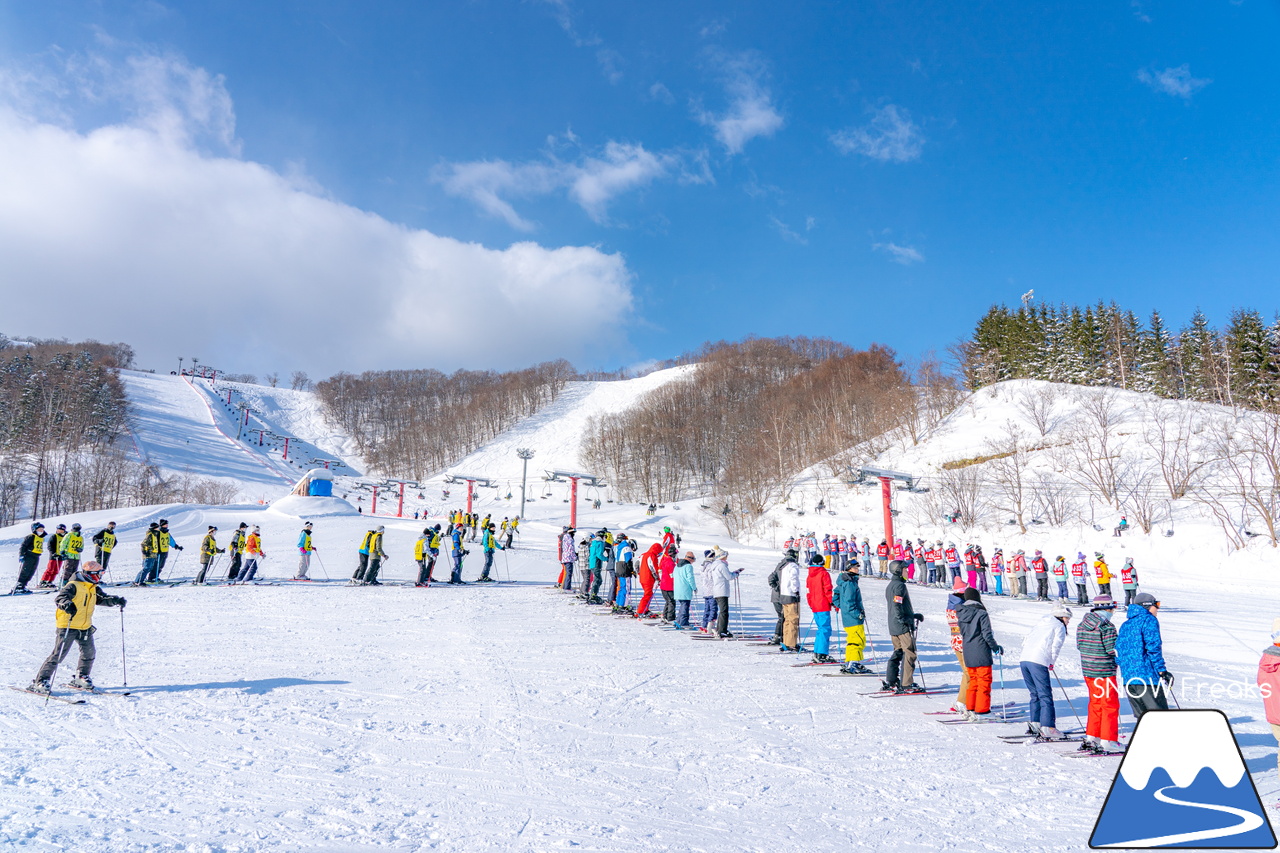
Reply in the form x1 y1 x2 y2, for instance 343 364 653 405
516 448 535 521
544 470 605 530
444 473 495 515
853 466 919 549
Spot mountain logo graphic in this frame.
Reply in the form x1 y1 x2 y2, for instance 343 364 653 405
1090 709 1277 848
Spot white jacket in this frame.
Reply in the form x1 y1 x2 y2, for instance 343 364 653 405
707 557 739 597
1019 614 1067 668
696 559 717 597
779 560 802 600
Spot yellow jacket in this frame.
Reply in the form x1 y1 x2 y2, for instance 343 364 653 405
1094 559 1111 584
61 532 84 559
55 579 123 630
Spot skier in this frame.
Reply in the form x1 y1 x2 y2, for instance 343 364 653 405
1255 618 1280 780
1010 549 1028 598
601 533 617 603
1093 552 1112 597
58 523 86 586
26 561 125 695
155 519 183 581
766 550 792 645
876 540 890 578
883 562 925 693
236 526 265 583
90 521 117 570
425 525 442 582
448 525 467 584
778 549 802 650
929 541 944 587
1019 602 1073 740
295 522 316 580
476 523 503 582
973 545 989 593
660 527 675 550
946 577 970 713
1120 558 1139 605
12 522 46 594
195 526 224 585
833 559 869 673
39 524 67 588
413 528 432 586
955 588 1002 720
558 526 577 591
1116 592 1172 718
613 534 634 611
672 547 696 628
227 523 247 582
1031 550 1049 601
990 547 1005 596
902 540 915 582
1076 595 1123 754
944 542 961 583
1050 555 1068 600
586 532 606 603
635 542 660 618
963 545 978 590
913 540 927 587
806 554 834 663
658 547 678 622
353 529 375 583
709 547 741 638
1071 552 1089 606
860 537 872 576
131 523 162 586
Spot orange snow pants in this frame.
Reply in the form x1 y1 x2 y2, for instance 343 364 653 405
1086 676 1120 742
965 666 993 714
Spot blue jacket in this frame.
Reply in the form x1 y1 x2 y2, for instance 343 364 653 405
1116 604 1167 685
588 538 605 568
833 571 865 628
674 561 697 600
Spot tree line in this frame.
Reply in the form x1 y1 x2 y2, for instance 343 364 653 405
316 361 575 481
580 338 917 535
961 302 1280 409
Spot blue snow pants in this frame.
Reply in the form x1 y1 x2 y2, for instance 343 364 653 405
1021 661 1055 728
813 611 832 656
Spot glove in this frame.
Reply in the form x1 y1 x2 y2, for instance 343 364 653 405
60 602 78 618
117 598 127 609
913 613 924 625
1048 664 1054 672
1160 671 1174 685
177 545 185 551
993 645 1004 656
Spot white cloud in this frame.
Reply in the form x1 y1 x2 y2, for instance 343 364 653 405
648 82 675 105
1138 64 1210 99
769 216 807 246
696 52 784 155
873 242 925 265
437 141 703 227
0 50 635 375
831 104 924 163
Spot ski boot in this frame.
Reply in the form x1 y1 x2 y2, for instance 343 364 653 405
587 596 603 604
812 653 834 664
896 683 926 695
843 662 872 675
69 674 94 691
27 679 51 695
880 680 899 693
765 636 782 646
718 632 734 639
10 585 31 595
1077 737 1098 753
37 581 54 589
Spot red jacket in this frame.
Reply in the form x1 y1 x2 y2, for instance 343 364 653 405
658 555 675 591
876 543 889 558
1258 647 1280 725
806 566 832 612
639 544 661 586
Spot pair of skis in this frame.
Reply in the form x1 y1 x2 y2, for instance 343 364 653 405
10 684 132 705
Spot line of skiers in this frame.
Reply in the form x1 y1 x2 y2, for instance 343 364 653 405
441 510 520 548
555 525 744 637
12 521 122 594
787 532 1139 607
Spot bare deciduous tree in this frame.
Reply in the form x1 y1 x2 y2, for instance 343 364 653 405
1017 384 1062 438
1140 398 1209 500
290 371 313 391
986 420 1033 533
1057 389 1126 509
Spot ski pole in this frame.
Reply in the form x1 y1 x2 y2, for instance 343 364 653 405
733 577 743 638
502 548 511 582
911 627 927 690
45 628 75 706
997 653 1008 722
314 551 330 581
120 606 128 687
1053 668 1085 731
865 630 879 666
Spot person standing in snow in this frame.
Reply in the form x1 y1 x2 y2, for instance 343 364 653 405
833 560 869 673
39 523 67 589
990 548 1005 596
226 523 247 582
1116 592 1173 718
860 537 872 577
1019 603 1073 740
196 526 224 585
90 521 117 570
236 526 266 583
27 561 125 695
476 523 503 583
766 550 793 645
946 577 971 713
1120 558 1138 606
413 528 432 586
448 525 467 585
779 550 803 650
884 563 925 693
155 519 183 582
295 522 316 580
1255 619 1280 781
585 532 605 602
635 542 660 618
1050 555 1068 601
1093 552 1112 597
613 535 635 611
56 524 85 586
361 526 388 585
132 523 161 586
12 522 47 594
944 542 961 584
658 547 678 622
558 526 577 591
972 545 989 594
708 547 740 638
955 588 1002 720
876 540 890 578
1031 550 1049 601
673 549 696 629
353 529 375 583
1076 595 1122 754
929 541 945 587
1071 552 1089 606
807 554 834 663
1010 549 1028 599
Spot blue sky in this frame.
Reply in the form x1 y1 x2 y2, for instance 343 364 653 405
0 1 1275 377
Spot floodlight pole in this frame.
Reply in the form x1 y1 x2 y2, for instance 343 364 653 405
517 448 535 520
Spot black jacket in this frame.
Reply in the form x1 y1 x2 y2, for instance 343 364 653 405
767 559 785 605
955 600 1000 667
19 533 43 562
885 574 917 636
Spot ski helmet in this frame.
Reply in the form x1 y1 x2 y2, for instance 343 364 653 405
71 523 81 532
784 548 798 560
809 554 825 566
31 522 43 533
82 561 104 583
56 524 66 531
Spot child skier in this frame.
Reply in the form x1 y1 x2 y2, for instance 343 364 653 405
27 561 126 695
1051 555 1068 600
807 554 834 663
236 526 266 583
1120 558 1138 605
1071 552 1089 605
833 561 869 673
779 550 802 649
196 526 224 585
990 548 1005 596
1094 553 1112 597
1031 550 1050 601
672 548 696 628
295 522 316 580
955 588 1002 720
1019 602 1073 740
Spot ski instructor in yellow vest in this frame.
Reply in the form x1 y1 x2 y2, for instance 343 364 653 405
28 561 126 695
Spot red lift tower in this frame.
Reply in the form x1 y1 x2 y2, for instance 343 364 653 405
444 474 495 516
856 466 919 548
544 470 605 530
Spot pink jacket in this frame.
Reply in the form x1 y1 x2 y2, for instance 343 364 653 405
1258 646 1280 725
